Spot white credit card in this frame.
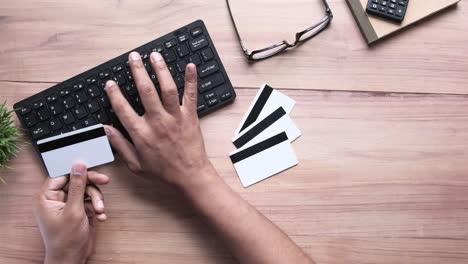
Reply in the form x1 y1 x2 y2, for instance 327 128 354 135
232 107 301 150
234 84 296 136
230 132 298 187
37 124 114 178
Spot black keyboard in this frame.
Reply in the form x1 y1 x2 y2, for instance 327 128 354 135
14 20 236 146
366 0 409 23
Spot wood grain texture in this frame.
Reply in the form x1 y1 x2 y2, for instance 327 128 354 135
0 0 467 94
1 0 468 263
2 82 468 263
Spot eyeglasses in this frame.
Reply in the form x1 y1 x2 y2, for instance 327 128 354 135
226 0 333 61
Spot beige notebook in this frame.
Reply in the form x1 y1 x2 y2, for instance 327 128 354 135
347 0 461 44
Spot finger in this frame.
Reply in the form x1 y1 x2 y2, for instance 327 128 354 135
64 162 88 213
104 125 142 173
96 213 107 222
44 190 66 202
87 171 110 186
128 51 162 116
86 185 105 214
85 201 96 227
105 80 141 133
150 52 180 115
182 63 198 113
42 176 68 192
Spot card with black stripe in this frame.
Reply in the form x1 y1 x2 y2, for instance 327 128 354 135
234 84 295 136
229 132 298 187
37 124 114 178
232 106 301 149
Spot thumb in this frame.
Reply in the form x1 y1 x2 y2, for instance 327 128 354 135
65 162 88 214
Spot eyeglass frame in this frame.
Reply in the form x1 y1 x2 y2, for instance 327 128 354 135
226 0 333 61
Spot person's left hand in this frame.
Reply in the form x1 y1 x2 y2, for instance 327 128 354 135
33 163 110 264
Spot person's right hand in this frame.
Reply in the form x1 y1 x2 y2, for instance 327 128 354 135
103 51 215 189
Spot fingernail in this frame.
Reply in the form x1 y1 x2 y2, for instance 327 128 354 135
71 163 86 176
151 52 163 63
129 51 141 61
97 200 104 209
104 126 112 136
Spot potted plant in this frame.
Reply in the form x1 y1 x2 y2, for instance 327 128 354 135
0 102 21 183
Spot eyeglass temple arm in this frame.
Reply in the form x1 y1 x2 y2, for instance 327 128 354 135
322 0 333 17
225 0 250 55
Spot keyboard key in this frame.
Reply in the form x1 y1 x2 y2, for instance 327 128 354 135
199 72 225 93
74 105 88 119
178 32 190 43
86 100 100 114
150 72 158 84
151 45 164 53
95 111 109 124
98 78 111 89
168 64 177 76
112 63 124 73
201 48 214 61
198 61 219 78
60 127 71 134
123 83 137 96
37 108 50 121
33 100 45 109
59 88 71 97
176 60 187 73
61 112 75 125
219 90 233 101
163 50 177 63
62 96 75 110
72 82 85 91
86 75 98 85
98 96 110 108
74 91 88 104
98 69 112 79
24 114 37 127
48 103 64 116
143 61 152 73
31 125 50 139
46 94 58 103
140 51 150 60
125 69 133 81
188 53 202 65
191 27 203 37
204 91 216 100
176 44 190 57
165 38 177 49
87 85 101 98
49 118 63 130
70 123 83 131
82 116 97 127
190 35 209 51
19 105 32 115
207 97 219 107
112 72 127 85
175 75 185 89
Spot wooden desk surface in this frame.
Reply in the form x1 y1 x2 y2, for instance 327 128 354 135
1 0 468 263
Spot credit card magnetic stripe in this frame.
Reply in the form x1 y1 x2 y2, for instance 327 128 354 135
230 132 289 164
239 84 274 132
38 127 106 153
233 107 286 148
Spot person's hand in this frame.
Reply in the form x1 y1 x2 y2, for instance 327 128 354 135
33 163 109 264
104 51 215 189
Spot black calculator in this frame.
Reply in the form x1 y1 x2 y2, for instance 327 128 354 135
366 0 409 23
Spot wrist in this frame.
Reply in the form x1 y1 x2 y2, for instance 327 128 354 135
175 160 221 195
